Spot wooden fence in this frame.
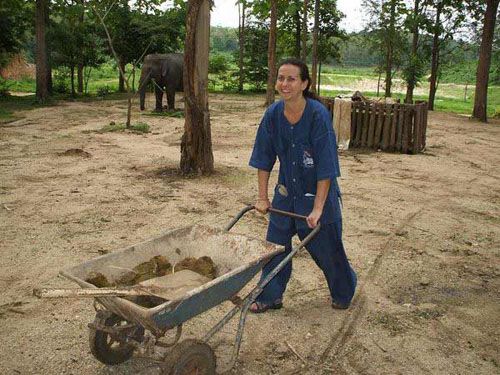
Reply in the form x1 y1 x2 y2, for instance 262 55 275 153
322 98 428 154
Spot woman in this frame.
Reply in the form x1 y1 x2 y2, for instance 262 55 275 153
248 58 357 313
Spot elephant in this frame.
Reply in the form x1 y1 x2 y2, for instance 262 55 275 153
139 53 183 112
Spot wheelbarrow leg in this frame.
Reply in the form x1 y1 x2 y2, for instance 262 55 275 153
220 225 322 369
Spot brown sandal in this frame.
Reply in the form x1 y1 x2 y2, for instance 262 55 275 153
249 300 283 314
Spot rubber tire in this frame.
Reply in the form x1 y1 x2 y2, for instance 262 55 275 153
163 339 216 375
89 313 142 365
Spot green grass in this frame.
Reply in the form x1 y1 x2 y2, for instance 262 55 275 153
3 61 499 118
0 94 43 124
97 121 150 134
320 87 499 117
321 65 379 77
143 110 184 118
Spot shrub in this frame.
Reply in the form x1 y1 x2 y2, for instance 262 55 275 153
209 53 232 75
0 77 11 97
52 70 69 94
96 85 111 97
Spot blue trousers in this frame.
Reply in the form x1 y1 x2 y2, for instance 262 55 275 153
257 220 357 307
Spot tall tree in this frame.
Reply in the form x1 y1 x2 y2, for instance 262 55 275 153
265 0 278 106
310 0 320 92
0 0 31 69
36 0 50 102
472 0 499 122
426 0 468 110
77 0 85 93
363 0 406 97
181 0 214 174
403 0 424 103
301 0 309 61
237 0 247 92
316 0 344 93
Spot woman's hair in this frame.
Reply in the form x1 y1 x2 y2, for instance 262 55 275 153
277 58 321 101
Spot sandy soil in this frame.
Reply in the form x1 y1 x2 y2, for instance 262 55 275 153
0 93 499 375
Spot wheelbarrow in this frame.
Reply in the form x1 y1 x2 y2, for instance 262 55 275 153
34 206 320 374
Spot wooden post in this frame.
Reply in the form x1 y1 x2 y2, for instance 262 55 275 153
181 0 214 175
413 104 422 153
366 103 376 147
350 103 357 147
374 104 384 149
422 102 428 150
396 105 404 152
381 104 392 150
355 103 363 146
390 103 399 150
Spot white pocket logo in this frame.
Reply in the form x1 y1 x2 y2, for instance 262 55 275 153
303 150 314 168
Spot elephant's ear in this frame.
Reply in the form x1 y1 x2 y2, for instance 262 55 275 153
161 61 168 79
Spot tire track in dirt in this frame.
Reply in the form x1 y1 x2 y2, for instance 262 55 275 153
318 208 424 366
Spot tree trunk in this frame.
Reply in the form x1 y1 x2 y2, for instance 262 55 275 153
318 59 322 96
310 0 320 93
405 0 420 104
180 0 214 175
294 10 301 58
77 65 84 93
238 1 246 92
77 0 84 94
428 2 442 111
301 0 308 61
384 0 396 98
472 0 499 122
36 0 49 103
265 0 278 106
45 0 52 94
384 45 393 97
118 59 126 92
70 65 75 97
377 69 381 97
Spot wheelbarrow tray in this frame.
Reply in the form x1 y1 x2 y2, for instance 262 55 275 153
61 224 281 336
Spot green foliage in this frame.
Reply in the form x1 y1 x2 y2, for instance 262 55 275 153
340 32 380 66
209 53 232 75
0 77 12 97
52 71 70 94
98 122 125 132
96 85 112 97
130 122 150 133
98 121 150 133
210 27 238 53
143 110 184 118
100 1 186 66
240 21 269 90
0 0 32 68
401 54 427 89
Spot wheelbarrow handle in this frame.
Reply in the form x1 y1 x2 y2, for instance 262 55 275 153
267 207 309 221
225 205 310 231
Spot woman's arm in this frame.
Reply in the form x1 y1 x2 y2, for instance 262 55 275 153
307 178 330 228
255 169 271 213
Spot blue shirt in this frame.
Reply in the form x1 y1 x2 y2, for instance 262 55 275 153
249 98 342 234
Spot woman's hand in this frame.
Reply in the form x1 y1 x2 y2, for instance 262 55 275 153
255 198 270 214
307 207 323 228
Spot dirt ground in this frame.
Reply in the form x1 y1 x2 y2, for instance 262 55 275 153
0 93 499 375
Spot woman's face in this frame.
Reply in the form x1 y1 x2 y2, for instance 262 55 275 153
275 64 308 102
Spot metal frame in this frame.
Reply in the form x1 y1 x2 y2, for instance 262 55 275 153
204 206 321 369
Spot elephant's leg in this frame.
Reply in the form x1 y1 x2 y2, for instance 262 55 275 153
166 89 175 111
154 85 163 112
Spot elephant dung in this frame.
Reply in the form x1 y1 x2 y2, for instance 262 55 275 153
175 256 217 279
131 255 172 283
85 272 111 288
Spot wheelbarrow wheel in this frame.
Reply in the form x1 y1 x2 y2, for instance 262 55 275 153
89 312 143 365
163 339 216 375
